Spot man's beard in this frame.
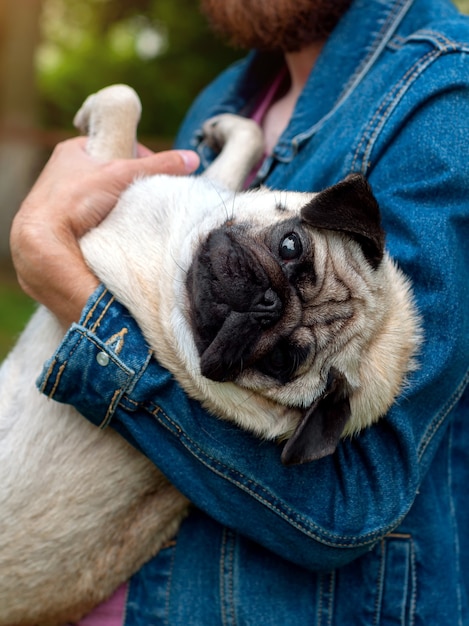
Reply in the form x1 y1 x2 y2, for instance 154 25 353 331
199 0 353 52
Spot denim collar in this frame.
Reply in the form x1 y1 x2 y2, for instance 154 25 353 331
274 0 416 161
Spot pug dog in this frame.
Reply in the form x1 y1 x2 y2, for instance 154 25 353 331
0 85 421 624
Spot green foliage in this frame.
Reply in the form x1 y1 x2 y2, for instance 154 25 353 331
36 0 242 138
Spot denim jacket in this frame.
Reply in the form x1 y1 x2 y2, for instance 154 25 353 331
39 0 469 624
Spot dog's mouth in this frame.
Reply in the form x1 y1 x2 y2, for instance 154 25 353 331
186 226 304 383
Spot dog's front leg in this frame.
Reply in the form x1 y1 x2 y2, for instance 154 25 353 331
73 84 142 160
202 114 265 191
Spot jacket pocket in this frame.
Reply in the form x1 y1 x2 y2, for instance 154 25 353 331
376 533 416 626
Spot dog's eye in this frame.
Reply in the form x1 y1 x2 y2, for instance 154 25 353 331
279 233 302 261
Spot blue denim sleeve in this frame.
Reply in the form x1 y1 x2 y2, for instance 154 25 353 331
37 288 421 571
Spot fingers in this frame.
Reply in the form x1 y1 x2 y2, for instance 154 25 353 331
10 137 200 327
129 148 200 176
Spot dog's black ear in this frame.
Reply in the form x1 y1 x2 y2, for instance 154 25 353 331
281 370 351 466
301 174 385 269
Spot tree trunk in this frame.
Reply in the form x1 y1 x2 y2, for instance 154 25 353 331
0 0 44 257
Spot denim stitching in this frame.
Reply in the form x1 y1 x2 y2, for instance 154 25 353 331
408 537 417 626
352 48 441 173
227 531 237 626
417 369 469 462
90 295 115 333
146 402 409 547
101 388 123 428
401 538 411 626
105 328 128 355
219 528 237 626
47 362 66 399
39 357 58 394
316 572 335 626
326 571 335 626
124 349 154 397
82 287 108 327
447 421 464 626
219 529 228 626
316 573 324 626
412 30 462 51
375 535 416 625
363 50 439 170
74 329 135 376
164 543 177 626
293 0 414 147
342 0 413 89
373 540 386 626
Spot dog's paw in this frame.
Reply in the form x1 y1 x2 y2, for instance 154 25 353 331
202 114 264 154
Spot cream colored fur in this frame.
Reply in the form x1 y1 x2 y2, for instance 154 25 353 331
0 86 421 624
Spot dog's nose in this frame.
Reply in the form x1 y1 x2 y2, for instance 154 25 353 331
252 288 282 328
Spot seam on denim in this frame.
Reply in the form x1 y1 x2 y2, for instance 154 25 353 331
39 327 87 394
373 539 386 626
417 368 469 463
105 327 128 355
342 0 412 89
39 357 58 394
124 349 154 398
90 294 115 333
388 34 406 50
447 421 464 626
227 532 237 626
316 572 334 626
377 535 415 625
163 542 177 626
83 287 108 328
354 43 469 173
64 327 87 361
75 329 135 377
391 29 466 51
408 537 417 626
351 48 441 173
401 538 411 626
47 362 66 399
413 30 463 51
326 571 335 626
220 528 228 626
100 388 122 428
316 573 323 626
121 395 139 409
220 528 237 626
146 403 408 547
292 0 414 148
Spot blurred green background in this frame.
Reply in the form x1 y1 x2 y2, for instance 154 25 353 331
1 0 468 361
0 0 241 361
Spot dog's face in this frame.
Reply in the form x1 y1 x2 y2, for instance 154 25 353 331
186 174 388 464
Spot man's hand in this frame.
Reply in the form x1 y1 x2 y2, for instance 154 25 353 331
10 137 200 328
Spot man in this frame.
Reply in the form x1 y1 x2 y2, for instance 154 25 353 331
10 0 469 624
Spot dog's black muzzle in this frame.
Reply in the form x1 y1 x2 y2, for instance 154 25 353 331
186 228 284 382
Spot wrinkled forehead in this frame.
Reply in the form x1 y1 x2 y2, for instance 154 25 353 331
230 188 318 226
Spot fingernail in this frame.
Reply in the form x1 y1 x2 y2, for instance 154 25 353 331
179 150 200 173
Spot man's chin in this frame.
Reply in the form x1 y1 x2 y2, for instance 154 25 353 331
199 0 353 52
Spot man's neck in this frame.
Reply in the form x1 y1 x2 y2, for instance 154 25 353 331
262 41 324 154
